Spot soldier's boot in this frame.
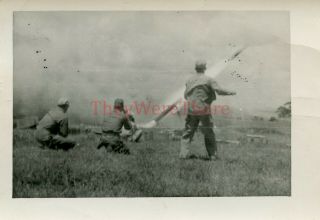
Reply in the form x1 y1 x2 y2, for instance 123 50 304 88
209 155 219 161
51 135 75 151
97 141 105 149
179 138 191 159
60 142 76 151
204 135 219 160
112 145 130 154
97 135 110 149
120 147 130 155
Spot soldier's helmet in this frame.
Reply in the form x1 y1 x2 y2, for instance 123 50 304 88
57 97 70 107
114 98 124 110
195 60 207 72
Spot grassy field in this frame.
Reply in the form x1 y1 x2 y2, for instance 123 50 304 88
13 121 290 197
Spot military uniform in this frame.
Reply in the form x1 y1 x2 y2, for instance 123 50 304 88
180 60 235 159
97 105 132 154
120 112 143 142
35 106 75 150
180 74 218 159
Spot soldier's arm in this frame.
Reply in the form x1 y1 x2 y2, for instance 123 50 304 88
124 110 137 129
59 117 69 137
184 88 188 99
210 79 236 96
123 115 133 131
125 110 135 123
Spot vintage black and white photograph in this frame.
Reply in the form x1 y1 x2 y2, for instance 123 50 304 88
13 11 290 197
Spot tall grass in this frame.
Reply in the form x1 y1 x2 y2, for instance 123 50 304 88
13 128 290 197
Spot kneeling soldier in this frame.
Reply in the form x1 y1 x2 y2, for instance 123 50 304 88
35 98 76 151
97 98 132 154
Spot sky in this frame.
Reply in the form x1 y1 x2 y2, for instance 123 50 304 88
13 11 290 124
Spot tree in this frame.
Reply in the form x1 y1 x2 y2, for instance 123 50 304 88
276 101 291 118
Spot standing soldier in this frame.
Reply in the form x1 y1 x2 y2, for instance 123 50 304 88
96 98 133 154
35 97 76 150
180 60 236 160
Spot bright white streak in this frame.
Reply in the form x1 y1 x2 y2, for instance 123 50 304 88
140 46 245 129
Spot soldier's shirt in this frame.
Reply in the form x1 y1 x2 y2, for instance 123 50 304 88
36 107 69 140
184 74 218 115
102 109 132 134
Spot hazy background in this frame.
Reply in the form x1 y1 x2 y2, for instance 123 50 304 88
13 11 290 125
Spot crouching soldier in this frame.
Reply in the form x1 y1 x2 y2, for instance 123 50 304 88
97 98 133 154
35 98 76 151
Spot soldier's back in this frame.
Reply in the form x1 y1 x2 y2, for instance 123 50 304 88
37 107 67 134
186 74 213 94
185 74 216 115
102 110 126 133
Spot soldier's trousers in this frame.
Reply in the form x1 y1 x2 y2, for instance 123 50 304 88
180 114 217 158
97 133 130 154
35 129 76 151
